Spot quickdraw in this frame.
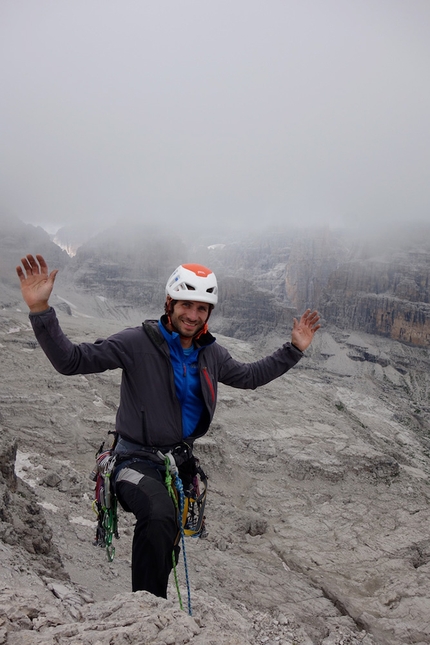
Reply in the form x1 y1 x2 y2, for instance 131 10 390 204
181 460 208 539
91 444 119 562
163 453 192 616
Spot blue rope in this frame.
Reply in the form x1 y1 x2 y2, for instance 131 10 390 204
163 456 193 616
174 471 193 616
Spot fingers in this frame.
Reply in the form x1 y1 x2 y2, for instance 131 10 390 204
302 309 318 320
19 254 39 276
310 318 320 332
20 256 34 275
304 310 320 326
35 254 49 273
294 310 320 337
294 311 320 325
17 254 48 278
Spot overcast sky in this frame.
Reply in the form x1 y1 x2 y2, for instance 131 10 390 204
1 0 429 234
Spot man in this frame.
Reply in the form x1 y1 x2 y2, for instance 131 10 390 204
16 253 320 598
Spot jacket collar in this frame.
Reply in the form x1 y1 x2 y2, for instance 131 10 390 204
143 316 216 348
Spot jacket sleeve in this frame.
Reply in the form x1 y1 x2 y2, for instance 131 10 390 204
215 342 303 389
29 307 133 375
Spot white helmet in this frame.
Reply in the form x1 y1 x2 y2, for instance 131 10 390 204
165 264 218 305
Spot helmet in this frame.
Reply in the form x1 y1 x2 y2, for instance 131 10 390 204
165 264 218 305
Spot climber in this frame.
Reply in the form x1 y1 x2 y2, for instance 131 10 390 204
16 253 320 598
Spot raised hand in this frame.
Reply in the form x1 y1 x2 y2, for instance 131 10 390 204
16 254 58 313
291 309 320 352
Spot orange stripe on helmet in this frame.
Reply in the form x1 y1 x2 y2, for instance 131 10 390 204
182 264 213 277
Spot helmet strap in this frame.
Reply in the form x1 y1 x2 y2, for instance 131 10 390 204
193 322 208 341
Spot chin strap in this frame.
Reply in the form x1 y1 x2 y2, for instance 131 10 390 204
193 323 208 340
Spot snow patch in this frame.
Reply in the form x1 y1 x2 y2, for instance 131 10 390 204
70 516 96 528
56 296 77 309
15 451 44 488
38 501 59 513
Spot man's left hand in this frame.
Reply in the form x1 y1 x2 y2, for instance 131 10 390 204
291 310 320 352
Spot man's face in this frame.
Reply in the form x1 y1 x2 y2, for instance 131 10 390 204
168 299 210 340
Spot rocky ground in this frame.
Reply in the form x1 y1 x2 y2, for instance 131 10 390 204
1 279 430 644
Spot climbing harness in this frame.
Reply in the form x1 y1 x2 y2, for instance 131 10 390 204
89 438 208 617
91 443 119 562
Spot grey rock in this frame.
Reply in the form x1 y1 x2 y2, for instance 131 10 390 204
2 216 430 644
42 472 62 488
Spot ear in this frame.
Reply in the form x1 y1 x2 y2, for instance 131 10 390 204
164 296 175 319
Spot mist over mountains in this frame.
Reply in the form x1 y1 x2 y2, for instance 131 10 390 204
3 213 430 346
1 213 430 644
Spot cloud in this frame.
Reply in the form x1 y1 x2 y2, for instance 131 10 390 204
1 0 429 232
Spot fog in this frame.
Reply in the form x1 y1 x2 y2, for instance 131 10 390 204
1 1 429 234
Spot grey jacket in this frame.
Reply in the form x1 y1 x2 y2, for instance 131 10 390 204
30 308 303 450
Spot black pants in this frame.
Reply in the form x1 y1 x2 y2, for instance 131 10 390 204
115 461 179 598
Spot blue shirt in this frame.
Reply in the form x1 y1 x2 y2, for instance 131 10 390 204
158 320 204 439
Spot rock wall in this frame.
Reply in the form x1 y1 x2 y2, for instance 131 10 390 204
0 214 69 289
321 250 430 347
0 430 66 579
66 224 188 310
198 225 430 347
3 216 430 346
281 227 430 347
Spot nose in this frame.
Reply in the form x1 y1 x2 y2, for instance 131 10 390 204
186 305 199 320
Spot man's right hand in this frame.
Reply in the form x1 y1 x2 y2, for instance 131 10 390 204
16 254 58 313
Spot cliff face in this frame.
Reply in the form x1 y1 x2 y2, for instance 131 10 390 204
211 275 297 339
281 227 430 347
0 214 69 289
0 431 66 579
283 229 349 311
322 254 430 345
2 216 429 347
65 223 188 310
50 223 430 347
197 225 430 348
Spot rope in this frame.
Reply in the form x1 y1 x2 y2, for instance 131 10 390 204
164 456 193 616
174 471 193 616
